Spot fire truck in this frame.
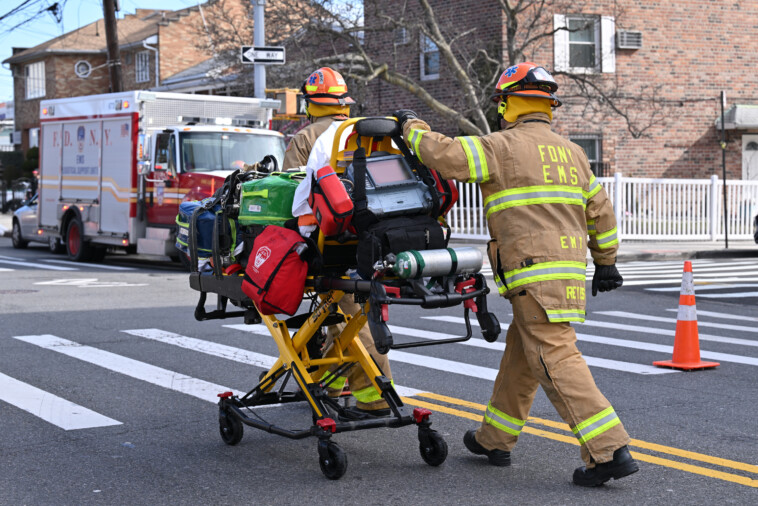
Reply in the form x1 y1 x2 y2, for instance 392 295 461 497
36 91 285 261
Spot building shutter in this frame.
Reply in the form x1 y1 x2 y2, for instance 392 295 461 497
600 16 616 73
553 14 569 71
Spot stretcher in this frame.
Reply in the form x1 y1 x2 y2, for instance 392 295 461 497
186 117 501 479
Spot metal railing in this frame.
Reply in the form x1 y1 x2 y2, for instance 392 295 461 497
448 173 758 241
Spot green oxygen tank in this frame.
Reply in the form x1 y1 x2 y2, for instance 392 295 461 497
391 247 483 279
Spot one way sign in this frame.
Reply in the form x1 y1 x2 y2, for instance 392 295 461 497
241 46 286 65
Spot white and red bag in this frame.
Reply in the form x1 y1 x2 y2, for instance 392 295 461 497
241 226 308 315
307 165 354 236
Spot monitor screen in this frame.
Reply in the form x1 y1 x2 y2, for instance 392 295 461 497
366 157 414 186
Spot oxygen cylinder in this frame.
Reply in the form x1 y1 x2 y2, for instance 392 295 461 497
391 247 483 279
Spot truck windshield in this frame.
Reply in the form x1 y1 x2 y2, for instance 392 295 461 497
179 132 285 173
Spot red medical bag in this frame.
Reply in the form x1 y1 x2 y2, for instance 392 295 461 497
241 226 308 315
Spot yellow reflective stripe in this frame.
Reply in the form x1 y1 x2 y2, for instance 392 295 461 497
408 128 427 163
545 309 586 323
585 175 602 199
457 136 490 183
327 86 346 93
572 406 621 444
502 261 587 289
494 275 507 295
320 371 347 390
483 185 585 218
305 85 318 92
596 227 619 249
587 219 597 236
484 402 526 436
352 380 394 404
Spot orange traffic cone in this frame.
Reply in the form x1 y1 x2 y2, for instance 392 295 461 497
653 261 720 371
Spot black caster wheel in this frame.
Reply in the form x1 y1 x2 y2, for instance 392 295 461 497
318 440 348 480
419 429 448 466
219 407 243 446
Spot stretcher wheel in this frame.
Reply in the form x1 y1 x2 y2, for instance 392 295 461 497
219 408 243 446
318 440 348 480
418 429 448 466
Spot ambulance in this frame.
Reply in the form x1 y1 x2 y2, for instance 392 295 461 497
36 91 285 261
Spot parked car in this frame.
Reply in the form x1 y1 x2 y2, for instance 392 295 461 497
11 194 65 253
754 213 758 244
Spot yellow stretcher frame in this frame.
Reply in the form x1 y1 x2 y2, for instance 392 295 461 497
214 116 450 480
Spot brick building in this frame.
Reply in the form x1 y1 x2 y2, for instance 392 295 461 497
361 0 758 181
3 0 252 153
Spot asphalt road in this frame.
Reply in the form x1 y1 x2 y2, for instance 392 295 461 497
1 238 757 505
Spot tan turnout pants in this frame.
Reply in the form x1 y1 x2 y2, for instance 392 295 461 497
476 291 630 465
324 294 392 410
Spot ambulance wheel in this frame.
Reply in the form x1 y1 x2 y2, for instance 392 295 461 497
48 236 65 254
419 429 448 467
11 220 28 249
66 217 93 262
219 407 243 446
318 441 347 480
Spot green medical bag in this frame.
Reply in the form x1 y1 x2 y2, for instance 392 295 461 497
238 172 303 225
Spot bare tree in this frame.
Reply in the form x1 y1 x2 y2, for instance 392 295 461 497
194 0 690 138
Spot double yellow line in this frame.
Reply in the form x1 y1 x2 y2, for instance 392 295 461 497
402 392 758 488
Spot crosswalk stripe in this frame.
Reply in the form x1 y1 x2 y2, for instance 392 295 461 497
597 311 758 335
647 283 758 292
668 309 758 323
624 277 758 286
388 324 676 375
616 261 758 273
697 291 758 299
0 267 12 272
11 334 243 401
0 259 77 271
0 371 122 430
580 319 758 348
43 259 136 271
429 316 758 366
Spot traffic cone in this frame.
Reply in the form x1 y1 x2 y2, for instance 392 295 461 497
653 261 719 370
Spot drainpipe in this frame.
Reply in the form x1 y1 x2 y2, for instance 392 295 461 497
143 35 159 88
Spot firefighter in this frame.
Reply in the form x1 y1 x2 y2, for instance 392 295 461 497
393 62 638 486
287 67 394 416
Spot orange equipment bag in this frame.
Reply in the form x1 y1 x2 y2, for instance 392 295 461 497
307 165 354 237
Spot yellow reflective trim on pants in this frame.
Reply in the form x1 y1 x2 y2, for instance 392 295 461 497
320 371 347 390
485 401 526 436
545 309 586 323
596 227 619 249
572 406 621 445
352 380 394 404
502 261 587 290
494 275 507 295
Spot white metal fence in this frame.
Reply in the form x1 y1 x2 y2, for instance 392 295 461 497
448 173 758 241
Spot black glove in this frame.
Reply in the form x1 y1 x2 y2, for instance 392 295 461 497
592 263 623 296
393 109 418 129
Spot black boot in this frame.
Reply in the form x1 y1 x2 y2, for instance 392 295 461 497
573 445 639 487
463 429 511 466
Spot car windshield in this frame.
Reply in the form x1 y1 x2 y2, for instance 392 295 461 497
179 132 285 172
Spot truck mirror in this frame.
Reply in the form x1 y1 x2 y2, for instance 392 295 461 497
138 134 151 160
137 160 152 175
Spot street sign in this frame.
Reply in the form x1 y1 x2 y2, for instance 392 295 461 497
241 46 285 65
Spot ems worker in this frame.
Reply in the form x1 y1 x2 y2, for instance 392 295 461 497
393 62 638 486
287 67 394 416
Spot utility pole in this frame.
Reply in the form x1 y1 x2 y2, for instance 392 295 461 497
102 0 123 93
253 0 266 99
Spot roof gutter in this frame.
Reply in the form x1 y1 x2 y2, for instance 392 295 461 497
142 35 159 88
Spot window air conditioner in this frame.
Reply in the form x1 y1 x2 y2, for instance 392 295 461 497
616 30 642 49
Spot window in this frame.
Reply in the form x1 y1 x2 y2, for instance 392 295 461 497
420 35 440 81
29 127 40 148
395 27 409 45
136 51 150 83
25 61 45 99
554 15 615 73
570 135 605 176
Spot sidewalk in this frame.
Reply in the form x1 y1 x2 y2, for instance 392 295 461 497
1 211 755 261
